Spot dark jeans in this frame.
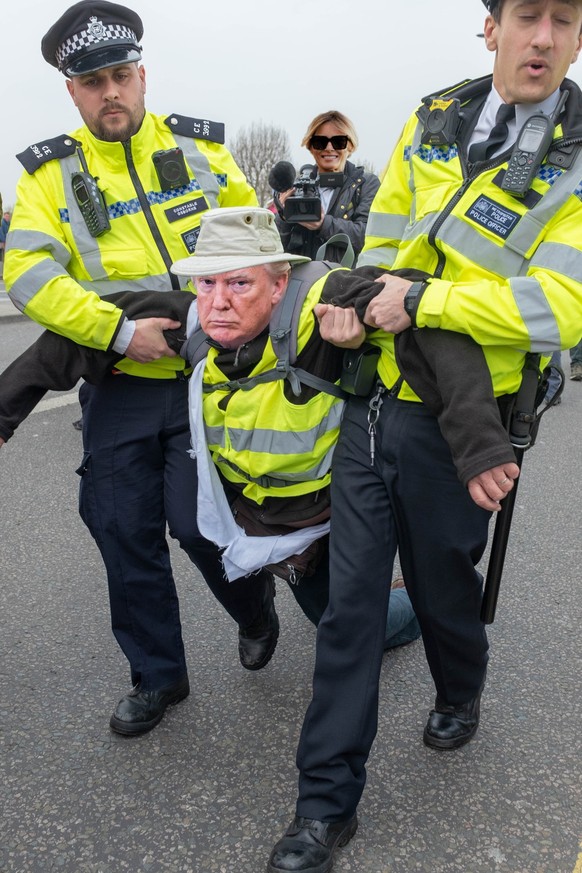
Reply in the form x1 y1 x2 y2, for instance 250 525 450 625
570 339 582 366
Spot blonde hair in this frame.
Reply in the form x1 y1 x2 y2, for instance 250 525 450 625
301 110 359 152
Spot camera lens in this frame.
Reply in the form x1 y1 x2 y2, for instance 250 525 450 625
161 161 183 183
426 109 445 133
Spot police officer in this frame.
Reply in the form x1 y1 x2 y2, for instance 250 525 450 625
267 0 582 869
3 0 274 737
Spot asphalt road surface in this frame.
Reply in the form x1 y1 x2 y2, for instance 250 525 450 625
0 300 580 873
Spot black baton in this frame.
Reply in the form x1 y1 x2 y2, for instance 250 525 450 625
480 446 525 624
481 353 548 624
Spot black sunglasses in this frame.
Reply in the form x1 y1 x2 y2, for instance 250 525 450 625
309 135 349 150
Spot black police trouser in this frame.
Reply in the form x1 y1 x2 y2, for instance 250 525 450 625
78 374 271 690
296 393 490 821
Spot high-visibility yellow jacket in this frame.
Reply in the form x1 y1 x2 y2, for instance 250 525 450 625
360 76 582 400
202 274 344 505
5 111 257 378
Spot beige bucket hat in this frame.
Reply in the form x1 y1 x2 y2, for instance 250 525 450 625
171 207 311 278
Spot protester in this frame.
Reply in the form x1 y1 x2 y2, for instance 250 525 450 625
267 1 582 869
3 0 262 737
274 111 380 263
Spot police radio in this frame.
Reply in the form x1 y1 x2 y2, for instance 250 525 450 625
502 91 568 198
71 172 110 237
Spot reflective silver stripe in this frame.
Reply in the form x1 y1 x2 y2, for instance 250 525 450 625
205 424 226 448
174 135 221 208
510 276 561 350
436 216 562 345
402 213 437 245
438 215 526 276
8 256 188 310
60 154 108 281
218 445 337 487
530 240 582 284
364 211 408 240
205 402 344 457
8 259 71 311
76 274 189 295
357 246 397 268
6 228 72 268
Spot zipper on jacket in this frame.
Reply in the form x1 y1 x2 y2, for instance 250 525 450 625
122 140 181 290
427 175 475 279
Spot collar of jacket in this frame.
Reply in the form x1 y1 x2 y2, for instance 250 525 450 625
426 74 582 141
75 110 157 165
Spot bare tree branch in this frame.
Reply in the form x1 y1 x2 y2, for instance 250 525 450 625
229 122 292 206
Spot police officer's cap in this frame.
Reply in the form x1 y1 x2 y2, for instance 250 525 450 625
42 0 143 77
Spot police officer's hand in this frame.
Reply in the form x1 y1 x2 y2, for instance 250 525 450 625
125 318 181 363
314 303 366 348
0 436 4 449
467 462 520 512
364 275 412 334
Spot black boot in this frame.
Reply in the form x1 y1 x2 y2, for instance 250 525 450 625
110 676 190 736
268 815 358 873
238 573 279 670
423 687 483 750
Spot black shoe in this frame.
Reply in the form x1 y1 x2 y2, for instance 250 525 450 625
238 574 279 671
423 688 482 750
72 418 83 431
110 676 190 736
268 816 358 873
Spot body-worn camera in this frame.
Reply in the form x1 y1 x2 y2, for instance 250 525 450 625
420 97 462 147
283 164 321 223
152 148 190 192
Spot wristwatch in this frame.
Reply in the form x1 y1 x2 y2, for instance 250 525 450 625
403 281 428 328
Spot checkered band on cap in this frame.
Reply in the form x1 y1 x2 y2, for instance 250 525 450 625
55 18 137 69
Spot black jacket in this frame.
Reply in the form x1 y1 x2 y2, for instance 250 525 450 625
275 160 380 263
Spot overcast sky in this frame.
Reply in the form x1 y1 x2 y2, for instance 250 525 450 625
3 0 582 207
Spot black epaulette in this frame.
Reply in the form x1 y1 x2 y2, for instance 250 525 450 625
164 114 225 144
16 135 79 175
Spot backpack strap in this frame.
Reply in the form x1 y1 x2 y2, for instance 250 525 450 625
181 327 212 368
315 233 355 267
269 260 346 398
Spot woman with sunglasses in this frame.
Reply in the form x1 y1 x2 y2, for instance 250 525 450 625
275 110 380 264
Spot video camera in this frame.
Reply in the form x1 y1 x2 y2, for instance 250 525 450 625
286 164 322 222
269 161 344 224
268 161 321 222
